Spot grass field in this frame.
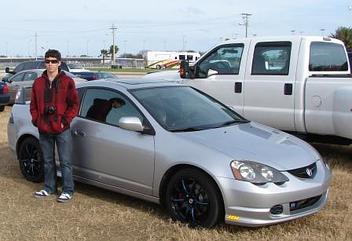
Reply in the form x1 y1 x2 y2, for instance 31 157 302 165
0 106 351 241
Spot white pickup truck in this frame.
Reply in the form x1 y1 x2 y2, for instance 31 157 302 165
145 36 352 144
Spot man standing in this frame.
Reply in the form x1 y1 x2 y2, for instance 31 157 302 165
30 49 79 202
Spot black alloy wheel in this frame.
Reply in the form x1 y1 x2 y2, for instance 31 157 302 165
0 105 4 112
18 137 44 182
165 168 223 228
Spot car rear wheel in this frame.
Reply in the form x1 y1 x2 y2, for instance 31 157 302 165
165 168 223 228
0 105 4 112
18 137 44 183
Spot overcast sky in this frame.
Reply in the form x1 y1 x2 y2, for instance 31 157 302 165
1 0 351 57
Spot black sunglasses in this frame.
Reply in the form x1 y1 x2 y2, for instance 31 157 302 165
45 59 59 64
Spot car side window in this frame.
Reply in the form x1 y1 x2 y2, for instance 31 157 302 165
23 72 38 81
309 42 348 71
80 88 143 126
196 44 244 78
252 42 291 75
10 73 25 82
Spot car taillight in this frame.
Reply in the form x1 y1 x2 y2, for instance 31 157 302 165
3 84 9 94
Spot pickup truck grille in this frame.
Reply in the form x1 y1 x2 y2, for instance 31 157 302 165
287 162 317 178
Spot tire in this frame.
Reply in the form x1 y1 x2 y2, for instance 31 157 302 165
156 64 162 69
0 105 4 112
165 168 223 228
18 137 44 183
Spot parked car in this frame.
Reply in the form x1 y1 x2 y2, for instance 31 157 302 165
3 60 70 82
8 79 331 228
73 71 117 81
2 69 86 104
0 82 9 112
67 63 88 73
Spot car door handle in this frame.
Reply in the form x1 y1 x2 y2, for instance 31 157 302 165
284 83 293 95
234 82 242 93
72 129 86 137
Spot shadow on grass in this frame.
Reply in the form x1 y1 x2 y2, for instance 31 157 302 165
311 143 352 171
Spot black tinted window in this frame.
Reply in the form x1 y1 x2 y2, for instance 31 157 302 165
309 42 348 71
252 42 291 75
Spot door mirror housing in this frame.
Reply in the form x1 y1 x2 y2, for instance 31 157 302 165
118 117 144 132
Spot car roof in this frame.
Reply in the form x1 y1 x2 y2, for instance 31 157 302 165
76 78 181 90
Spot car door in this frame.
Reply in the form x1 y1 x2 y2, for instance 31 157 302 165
71 87 155 195
8 72 25 103
181 42 248 115
243 41 296 131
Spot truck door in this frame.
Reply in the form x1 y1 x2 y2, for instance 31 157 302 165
243 41 296 131
181 42 248 115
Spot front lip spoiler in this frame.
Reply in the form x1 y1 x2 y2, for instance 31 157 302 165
224 190 329 227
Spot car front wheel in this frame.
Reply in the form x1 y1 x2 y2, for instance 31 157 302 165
18 137 44 183
165 168 223 228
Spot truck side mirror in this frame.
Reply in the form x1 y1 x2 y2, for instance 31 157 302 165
179 60 189 78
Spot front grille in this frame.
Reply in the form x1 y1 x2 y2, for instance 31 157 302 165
287 162 317 178
290 195 322 212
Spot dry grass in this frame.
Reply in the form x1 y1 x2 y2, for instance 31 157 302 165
0 106 351 241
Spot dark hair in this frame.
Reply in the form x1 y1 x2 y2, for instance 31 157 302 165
109 97 125 105
45 49 61 61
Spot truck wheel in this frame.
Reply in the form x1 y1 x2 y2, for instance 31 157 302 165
18 137 44 183
165 168 223 228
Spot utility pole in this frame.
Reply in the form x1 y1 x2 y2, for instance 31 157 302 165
110 24 117 66
35 32 38 60
239 13 252 38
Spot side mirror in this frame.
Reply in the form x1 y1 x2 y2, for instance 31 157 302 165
118 117 144 132
179 60 189 78
207 69 218 77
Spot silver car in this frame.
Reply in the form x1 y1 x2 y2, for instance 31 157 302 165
3 69 86 104
7 79 331 228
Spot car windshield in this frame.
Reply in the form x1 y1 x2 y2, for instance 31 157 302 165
131 86 248 132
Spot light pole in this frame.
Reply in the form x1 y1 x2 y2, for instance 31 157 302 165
239 13 252 38
320 28 325 36
110 24 117 66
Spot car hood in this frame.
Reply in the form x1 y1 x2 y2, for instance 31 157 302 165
176 122 320 171
143 70 181 81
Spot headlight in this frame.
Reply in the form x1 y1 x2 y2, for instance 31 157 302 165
230 160 289 184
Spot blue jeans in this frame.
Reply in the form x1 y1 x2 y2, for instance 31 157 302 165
39 129 74 195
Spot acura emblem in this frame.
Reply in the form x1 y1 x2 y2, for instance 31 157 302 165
306 168 313 177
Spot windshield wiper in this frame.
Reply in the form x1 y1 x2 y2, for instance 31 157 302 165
216 119 250 127
170 127 204 132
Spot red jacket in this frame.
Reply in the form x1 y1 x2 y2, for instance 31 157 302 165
30 71 79 134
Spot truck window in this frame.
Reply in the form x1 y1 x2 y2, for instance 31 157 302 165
252 42 291 75
309 42 348 71
196 44 244 78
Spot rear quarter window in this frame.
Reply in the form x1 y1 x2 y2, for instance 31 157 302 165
309 42 348 71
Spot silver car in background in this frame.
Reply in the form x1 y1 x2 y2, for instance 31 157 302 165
2 69 86 104
7 79 331 227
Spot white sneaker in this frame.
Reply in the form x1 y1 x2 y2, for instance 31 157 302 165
57 193 73 203
34 189 51 198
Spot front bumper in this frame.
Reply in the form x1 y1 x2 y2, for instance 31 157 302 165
218 160 331 227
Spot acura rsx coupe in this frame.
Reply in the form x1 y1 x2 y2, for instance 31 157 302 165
7 79 331 228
